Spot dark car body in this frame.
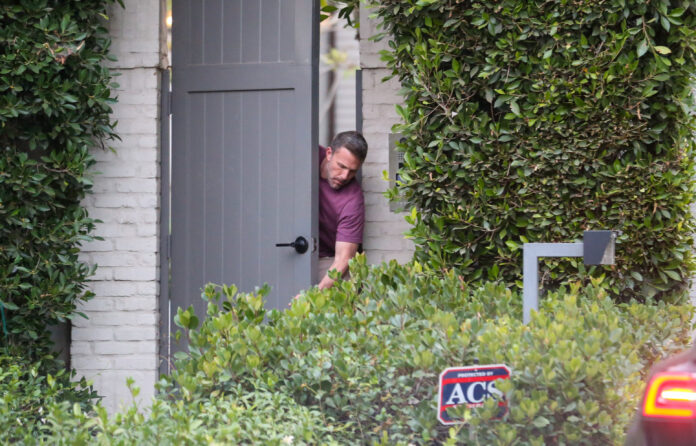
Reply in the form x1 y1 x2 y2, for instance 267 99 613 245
626 345 696 446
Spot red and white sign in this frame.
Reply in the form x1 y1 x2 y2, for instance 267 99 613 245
438 364 511 425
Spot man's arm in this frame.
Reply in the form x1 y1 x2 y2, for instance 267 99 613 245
317 241 359 290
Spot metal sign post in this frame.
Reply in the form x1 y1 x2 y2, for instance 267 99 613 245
522 231 617 324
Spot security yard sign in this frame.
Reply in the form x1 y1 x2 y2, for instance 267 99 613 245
438 364 511 425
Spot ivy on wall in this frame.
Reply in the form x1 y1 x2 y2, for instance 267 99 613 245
366 0 696 301
0 0 120 356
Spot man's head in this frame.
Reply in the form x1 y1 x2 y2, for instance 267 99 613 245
322 131 368 190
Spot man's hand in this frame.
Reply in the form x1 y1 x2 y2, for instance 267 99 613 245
317 241 359 290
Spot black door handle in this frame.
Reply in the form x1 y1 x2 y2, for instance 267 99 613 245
275 236 308 254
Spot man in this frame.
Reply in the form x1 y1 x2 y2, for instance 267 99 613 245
317 131 368 290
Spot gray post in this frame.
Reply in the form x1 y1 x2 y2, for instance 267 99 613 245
522 243 583 324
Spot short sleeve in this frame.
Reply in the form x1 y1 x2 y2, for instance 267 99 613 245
335 190 364 244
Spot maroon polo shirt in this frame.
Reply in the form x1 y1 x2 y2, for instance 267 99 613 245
318 146 364 257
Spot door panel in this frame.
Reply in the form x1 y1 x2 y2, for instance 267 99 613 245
167 0 318 361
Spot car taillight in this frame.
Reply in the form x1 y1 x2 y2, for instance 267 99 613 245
643 372 696 419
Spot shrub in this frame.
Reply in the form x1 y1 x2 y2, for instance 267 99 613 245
19 258 691 444
29 379 340 445
0 353 97 443
368 0 696 301
163 257 692 444
0 0 120 355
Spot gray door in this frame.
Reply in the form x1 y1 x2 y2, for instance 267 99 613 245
169 0 318 334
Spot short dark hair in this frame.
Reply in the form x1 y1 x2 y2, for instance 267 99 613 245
330 131 368 163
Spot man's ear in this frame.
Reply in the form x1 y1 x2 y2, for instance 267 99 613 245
325 146 333 159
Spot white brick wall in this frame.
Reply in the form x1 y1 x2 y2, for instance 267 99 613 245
359 4 414 264
75 0 163 414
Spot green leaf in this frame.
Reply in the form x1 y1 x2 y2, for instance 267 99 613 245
654 46 671 55
533 416 550 428
510 101 520 116
664 270 680 281
637 39 648 58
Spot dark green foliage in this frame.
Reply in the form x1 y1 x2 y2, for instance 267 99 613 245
0 353 97 443
371 0 696 301
162 258 689 444
28 379 338 445
18 259 692 443
0 1 119 355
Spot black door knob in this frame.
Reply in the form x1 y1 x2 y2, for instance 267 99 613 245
275 236 308 254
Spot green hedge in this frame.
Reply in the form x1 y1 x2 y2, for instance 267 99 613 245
27 379 338 445
31 258 691 444
370 0 696 301
167 258 692 444
0 353 97 443
0 1 119 354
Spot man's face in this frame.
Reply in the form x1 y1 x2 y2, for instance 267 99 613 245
324 146 362 190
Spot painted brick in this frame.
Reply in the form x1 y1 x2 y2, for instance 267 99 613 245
91 209 158 225
85 311 157 327
357 14 416 265
111 355 158 370
71 341 92 355
114 297 157 311
90 252 154 268
93 145 158 163
365 192 391 206
114 237 158 253
80 239 115 252
93 341 158 355
363 103 400 120
72 327 114 341
89 281 139 297
366 249 414 265
115 178 157 193
89 370 158 414
138 135 159 148
72 356 113 370
75 0 162 415
93 161 138 178
91 223 138 238
93 193 136 208
364 235 411 251
89 267 114 281
366 203 403 223
361 177 390 193
137 164 159 178
114 326 158 341
360 49 389 69
115 117 158 135
136 224 158 237
114 104 159 119
137 281 158 294
77 297 115 312
361 87 403 107
137 194 159 208
112 266 158 282
106 1 160 70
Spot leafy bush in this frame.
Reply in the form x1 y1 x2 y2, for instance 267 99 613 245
0 353 97 443
369 0 696 301
29 379 339 445
0 1 120 354
19 258 691 444
162 257 691 444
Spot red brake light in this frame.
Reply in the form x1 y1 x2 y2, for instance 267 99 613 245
643 372 696 419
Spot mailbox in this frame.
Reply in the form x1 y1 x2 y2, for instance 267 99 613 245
583 230 617 265
522 230 619 323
